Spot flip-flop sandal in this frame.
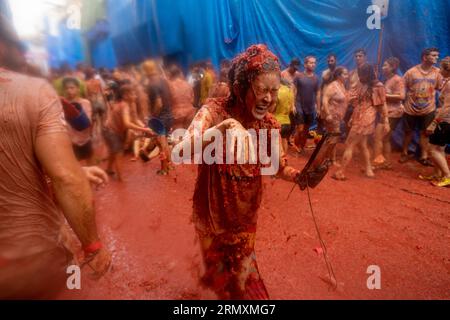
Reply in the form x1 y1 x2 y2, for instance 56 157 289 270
419 174 441 181
373 162 392 170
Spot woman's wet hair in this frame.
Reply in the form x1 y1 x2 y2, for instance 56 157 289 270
354 48 367 56
332 66 348 82
358 63 377 85
304 56 316 64
117 84 134 101
62 77 80 88
385 57 400 73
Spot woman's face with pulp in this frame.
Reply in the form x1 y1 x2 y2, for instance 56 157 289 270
245 72 280 120
339 69 349 82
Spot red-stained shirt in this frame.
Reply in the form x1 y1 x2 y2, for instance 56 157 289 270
0 69 67 260
437 78 450 123
403 65 443 116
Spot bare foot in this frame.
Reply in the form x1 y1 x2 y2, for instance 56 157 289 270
365 168 375 178
332 171 347 181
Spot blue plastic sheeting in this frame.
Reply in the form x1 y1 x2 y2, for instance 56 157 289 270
99 0 449 73
93 0 449 152
90 35 118 69
46 20 86 69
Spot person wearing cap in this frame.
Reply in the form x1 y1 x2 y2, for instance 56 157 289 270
175 45 302 300
0 15 111 298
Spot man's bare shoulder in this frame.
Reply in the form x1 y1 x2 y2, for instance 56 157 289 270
1 70 58 111
1 69 49 88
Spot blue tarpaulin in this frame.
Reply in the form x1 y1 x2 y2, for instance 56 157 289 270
45 19 86 69
89 0 449 152
93 0 449 73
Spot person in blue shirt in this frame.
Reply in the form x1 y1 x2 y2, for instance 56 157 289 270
293 56 320 153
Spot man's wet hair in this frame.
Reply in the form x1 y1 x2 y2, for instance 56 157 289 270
421 47 439 60
290 58 301 66
62 77 80 88
304 56 316 64
354 48 367 56
327 53 337 60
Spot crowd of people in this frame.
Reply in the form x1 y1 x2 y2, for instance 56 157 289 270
43 46 450 188
274 48 450 186
1 11 449 299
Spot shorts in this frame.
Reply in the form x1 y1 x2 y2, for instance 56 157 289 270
280 124 292 139
73 141 93 160
160 117 172 136
429 122 450 147
151 116 173 136
92 100 106 117
403 112 435 132
103 128 125 154
389 117 402 131
294 109 315 126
